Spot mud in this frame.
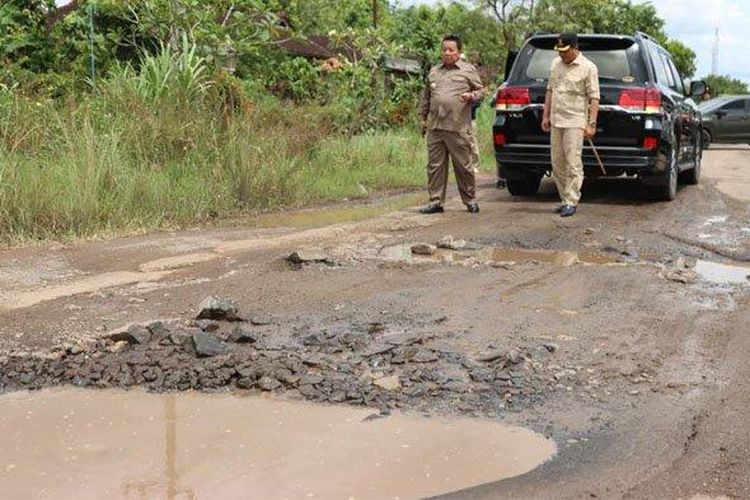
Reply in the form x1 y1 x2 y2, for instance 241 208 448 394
0 388 555 499
1 147 750 498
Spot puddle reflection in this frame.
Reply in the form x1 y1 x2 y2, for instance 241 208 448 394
0 389 556 500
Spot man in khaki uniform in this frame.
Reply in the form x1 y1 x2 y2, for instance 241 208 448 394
418 35 485 214
542 33 600 217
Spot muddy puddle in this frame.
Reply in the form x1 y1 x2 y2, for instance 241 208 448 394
380 244 619 267
695 260 750 286
248 193 424 230
0 388 555 500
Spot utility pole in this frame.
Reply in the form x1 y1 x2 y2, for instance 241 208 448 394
711 27 719 75
372 0 378 28
88 1 96 85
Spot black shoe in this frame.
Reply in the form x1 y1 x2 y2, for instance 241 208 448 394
559 205 577 217
553 205 564 213
496 179 507 189
419 203 444 214
466 202 480 214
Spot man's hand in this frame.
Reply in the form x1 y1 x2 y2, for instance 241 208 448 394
459 92 474 103
583 125 596 139
420 119 428 136
541 116 551 133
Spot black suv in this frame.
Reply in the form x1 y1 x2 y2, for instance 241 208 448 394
698 95 750 148
493 32 705 200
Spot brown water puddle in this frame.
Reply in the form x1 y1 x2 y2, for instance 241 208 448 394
380 244 618 267
695 260 750 285
0 388 555 500
248 193 424 230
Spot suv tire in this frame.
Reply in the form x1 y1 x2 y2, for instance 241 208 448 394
652 147 678 201
507 174 542 196
679 142 702 185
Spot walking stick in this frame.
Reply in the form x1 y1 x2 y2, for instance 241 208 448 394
588 138 607 176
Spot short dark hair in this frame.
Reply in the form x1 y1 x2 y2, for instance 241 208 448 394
442 35 462 51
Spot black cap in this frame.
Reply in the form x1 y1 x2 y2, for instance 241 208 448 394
554 33 578 52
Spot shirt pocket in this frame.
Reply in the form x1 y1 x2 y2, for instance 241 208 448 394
563 74 586 95
449 74 468 90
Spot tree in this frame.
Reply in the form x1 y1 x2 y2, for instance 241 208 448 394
0 0 57 72
532 0 663 36
703 74 749 97
390 4 506 67
660 39 696 78
474 0 535 51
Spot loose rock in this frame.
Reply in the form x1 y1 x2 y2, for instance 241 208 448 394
411 244 437 256
196 296 240 321
192 331 230 357
373 375 401 391
437 236 466 251
107 324 151 345
229 326 258 344
287 249 330 265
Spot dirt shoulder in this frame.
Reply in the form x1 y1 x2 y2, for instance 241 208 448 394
1 147 749 498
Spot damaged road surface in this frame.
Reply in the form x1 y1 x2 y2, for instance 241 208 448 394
1 147 750 499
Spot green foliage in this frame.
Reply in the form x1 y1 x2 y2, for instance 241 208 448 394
276 0 389 33
659 39 696 78
0 0 709 244
0 76 425 243
703 74 749 97
391 4 506 67
0 0 56 71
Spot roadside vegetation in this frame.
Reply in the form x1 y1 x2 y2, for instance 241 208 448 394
0 0 705 244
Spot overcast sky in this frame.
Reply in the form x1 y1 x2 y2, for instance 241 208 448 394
399 0 750 84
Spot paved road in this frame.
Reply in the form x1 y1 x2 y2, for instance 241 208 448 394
1 146 749 499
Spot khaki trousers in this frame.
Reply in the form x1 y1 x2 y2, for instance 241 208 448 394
551 127 584 206
470 121 480 173
426 129 476 205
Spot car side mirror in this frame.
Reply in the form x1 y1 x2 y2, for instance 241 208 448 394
690 80 707 98
715 109 727 119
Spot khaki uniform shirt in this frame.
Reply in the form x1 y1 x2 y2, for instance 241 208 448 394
547 54 600 128
419 60 485 133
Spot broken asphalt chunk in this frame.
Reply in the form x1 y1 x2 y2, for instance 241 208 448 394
410 244 436 256
196 296 241 322
107 324 151 345
192 331 231 357
229 325 258 344
287 249 330 265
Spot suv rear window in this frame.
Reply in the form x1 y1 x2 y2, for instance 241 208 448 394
512 38 648 85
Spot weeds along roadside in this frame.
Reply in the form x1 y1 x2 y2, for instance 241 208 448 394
0 45 441 245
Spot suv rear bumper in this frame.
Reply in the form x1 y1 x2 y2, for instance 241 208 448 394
495 143 660 179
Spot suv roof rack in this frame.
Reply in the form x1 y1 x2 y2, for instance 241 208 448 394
635 31 656 42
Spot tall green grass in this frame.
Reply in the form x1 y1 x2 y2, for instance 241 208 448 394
0 45 496 245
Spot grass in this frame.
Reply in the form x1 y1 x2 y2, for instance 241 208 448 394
0 60 497 245
0 90 434 245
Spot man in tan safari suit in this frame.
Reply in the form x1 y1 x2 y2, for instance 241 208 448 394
418 35 485 214
542 33 600 217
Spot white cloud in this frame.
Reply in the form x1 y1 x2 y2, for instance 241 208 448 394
645 0 750 82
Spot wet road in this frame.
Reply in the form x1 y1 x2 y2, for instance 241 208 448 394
1 146 749 498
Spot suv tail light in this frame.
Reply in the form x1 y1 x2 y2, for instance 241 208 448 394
496 86 530 110
643 136 659 150
619 88 662 113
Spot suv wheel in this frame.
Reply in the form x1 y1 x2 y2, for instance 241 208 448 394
679 141 702 185
507 174 542 196
653 147 678 201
